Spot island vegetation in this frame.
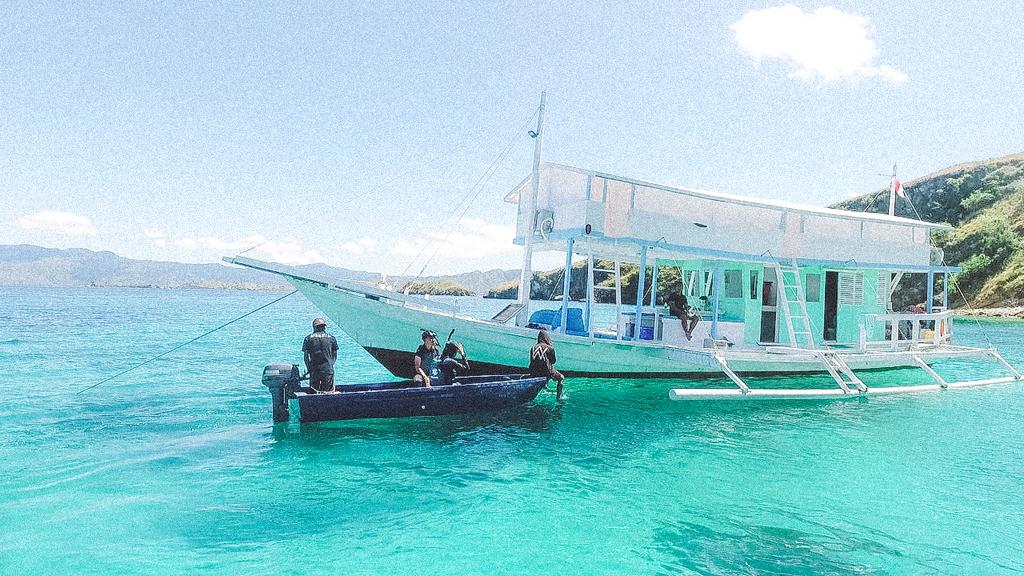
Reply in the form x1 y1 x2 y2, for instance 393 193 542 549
401 279 473 296
834 153 1024 309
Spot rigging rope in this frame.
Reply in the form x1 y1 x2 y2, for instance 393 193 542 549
901 192 995 348
76 290 298 394
398 108 540 283
232 112 530 261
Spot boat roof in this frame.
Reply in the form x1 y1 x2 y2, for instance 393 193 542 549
504 162 953 231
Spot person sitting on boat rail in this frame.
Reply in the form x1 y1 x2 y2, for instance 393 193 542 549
414 330 441 387
439 341 470 386
303 317 339 393
666 294 700 341
530 330 565 400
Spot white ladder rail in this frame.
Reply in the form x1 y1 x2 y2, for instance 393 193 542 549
771 259 815 349
818 351 867 393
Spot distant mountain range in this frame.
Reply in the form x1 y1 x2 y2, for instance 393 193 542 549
0 245 520 296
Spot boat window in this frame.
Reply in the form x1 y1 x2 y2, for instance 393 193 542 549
877 271 890 306
749 270 759 299
805 274 821 303
838 272 864 305
724 270 742 298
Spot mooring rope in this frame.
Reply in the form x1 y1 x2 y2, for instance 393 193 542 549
76 290 298 394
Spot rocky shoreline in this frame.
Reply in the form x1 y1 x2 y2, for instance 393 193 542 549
958 306 1024 319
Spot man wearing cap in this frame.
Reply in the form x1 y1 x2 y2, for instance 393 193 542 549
414 330 441 387
303 317 339 392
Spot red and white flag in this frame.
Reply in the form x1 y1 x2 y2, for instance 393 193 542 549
890 178 905 198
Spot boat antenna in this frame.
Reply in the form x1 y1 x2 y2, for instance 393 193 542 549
515 91 546 327
77 290 298 394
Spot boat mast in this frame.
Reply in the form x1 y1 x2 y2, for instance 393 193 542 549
516 91 546 327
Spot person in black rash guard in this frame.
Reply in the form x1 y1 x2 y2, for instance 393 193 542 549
529 330 565 400
414 331 441 386
438 341 470 386
303 317 339 392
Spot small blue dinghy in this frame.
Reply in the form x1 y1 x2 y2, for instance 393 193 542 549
262 364 548 423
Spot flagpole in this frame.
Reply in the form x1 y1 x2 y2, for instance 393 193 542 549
888 163 897 216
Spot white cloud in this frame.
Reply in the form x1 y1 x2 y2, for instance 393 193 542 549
144 229 333 266
731 5 907 83
340 237 378 255
17 210 97 236
391 218 517 260
143 228 167 248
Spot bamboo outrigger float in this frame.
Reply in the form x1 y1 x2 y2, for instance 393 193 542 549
229 94 1021 400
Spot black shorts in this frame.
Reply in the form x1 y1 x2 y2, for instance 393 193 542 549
310 371 335 392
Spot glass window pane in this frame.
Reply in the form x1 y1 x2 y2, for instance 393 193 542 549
724 270 742 298
805 274 821 303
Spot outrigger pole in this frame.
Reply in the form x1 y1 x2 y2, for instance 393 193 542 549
516 92 547 327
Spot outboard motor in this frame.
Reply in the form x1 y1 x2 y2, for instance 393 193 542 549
262 364 301 422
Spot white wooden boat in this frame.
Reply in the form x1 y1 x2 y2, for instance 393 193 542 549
228 95 1021 399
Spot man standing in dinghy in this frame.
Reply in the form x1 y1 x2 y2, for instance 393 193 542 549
303 317 339 393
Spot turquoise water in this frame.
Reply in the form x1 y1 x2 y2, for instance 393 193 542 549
2 286 1024 575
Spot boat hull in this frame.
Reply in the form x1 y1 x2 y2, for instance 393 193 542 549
293 375 548 422
291 278 936 378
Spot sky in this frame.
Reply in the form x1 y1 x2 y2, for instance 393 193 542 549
2 1 1023 275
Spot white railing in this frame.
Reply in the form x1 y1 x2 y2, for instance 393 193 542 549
860 310 954 350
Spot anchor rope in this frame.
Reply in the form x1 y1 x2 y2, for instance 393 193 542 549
76 290 298 394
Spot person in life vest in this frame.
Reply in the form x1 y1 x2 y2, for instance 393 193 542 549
414 330 441 386
303 317 339 392
529 330 565 400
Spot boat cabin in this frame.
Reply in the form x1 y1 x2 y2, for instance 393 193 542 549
506 163 958 352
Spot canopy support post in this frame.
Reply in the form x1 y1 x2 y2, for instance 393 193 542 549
586 252 594 337
633 245 648 340
942 272 949 310
650 259 659 307
560 237 574 334
926 271 935 313
711 260 722 340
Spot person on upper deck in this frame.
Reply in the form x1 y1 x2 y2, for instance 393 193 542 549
414 330 441 387
666 294 700 341
438 341 470 386
529 330 565 400
303 317 339 392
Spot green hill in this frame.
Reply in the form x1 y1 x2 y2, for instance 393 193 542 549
833 152 1024 308
401 279 473 296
